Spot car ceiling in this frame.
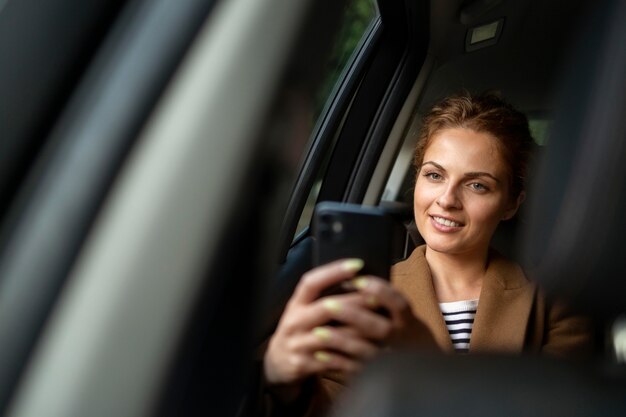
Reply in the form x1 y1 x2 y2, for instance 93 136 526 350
417 0 590 113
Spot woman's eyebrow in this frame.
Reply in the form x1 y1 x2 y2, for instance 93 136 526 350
421 161 445 170
465 172 501 183
421 162 501 183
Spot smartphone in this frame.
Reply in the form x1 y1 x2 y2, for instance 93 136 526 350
312 202 394 281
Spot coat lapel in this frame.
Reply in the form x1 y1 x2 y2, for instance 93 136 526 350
469 250 536 353
391 246 536 354
391 246 454 353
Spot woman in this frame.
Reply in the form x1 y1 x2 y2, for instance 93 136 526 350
261 93 593 416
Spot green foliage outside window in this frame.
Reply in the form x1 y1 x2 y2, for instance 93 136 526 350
313 0 378 121
294 0 378 239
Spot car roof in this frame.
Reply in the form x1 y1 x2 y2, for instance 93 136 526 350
419 0 589 113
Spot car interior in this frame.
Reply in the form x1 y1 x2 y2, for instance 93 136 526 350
0 0 624 416
263 0 614 342
259 0 626 414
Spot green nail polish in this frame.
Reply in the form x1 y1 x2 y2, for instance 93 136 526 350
323 299 342 313
313 327 331 341
342 259 364 272
352 277 369 289
314 351 331 363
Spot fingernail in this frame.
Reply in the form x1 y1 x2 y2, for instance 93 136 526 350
352 276 369 290
323 299 342 313
313 327 331 341
366 295 378 307
314 351 332 363
341 259 364 272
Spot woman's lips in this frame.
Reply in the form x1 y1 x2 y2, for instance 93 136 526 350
430 215 464 231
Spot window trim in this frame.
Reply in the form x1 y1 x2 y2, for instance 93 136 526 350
319 0 429 205
278 0 429 260
277 14 383 259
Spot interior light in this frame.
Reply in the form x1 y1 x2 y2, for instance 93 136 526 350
471 21 499 43
465 18 504 52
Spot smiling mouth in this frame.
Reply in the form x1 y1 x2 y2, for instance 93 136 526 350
431 216 463 227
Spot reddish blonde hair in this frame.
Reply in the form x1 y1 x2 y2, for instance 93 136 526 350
414 93 535 199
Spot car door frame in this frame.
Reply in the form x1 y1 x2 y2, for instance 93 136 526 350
261 0 429 342
2 0 352 416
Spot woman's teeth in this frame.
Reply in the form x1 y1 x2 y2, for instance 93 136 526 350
433 216 461 227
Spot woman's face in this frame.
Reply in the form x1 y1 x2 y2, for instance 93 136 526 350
413 127 521 257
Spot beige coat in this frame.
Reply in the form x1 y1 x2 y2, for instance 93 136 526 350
292 245 593 417
391 245 593 356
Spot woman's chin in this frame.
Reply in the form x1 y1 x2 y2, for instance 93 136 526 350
423 237 461 254
424 237 490 259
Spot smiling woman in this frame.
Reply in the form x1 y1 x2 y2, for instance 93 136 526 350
391 93 594 360
259 92 594 417
412 93 532 269
391 93 592 355
414 128 519 262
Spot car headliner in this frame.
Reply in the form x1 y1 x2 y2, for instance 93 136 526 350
418 0 589 113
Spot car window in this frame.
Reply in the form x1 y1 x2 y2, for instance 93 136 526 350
293 0 379 239
528 117 551 145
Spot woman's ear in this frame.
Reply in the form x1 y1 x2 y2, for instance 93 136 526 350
502 191 526 220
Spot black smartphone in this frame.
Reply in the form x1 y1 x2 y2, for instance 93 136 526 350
312 202 394 281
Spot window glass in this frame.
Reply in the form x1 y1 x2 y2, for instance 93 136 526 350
293 0 379 239
311 0 379 121
528 118 551 146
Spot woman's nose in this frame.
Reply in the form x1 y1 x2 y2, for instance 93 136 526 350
436 184 462 209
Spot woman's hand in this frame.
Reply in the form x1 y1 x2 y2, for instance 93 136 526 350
263 258 417 390
264 259 381 387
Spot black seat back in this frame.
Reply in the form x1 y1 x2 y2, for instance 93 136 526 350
521 0 626 320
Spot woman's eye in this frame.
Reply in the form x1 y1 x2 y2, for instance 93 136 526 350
424 172 442 181
469 182 488 191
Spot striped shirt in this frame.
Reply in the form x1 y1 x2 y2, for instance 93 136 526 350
439 299 479 354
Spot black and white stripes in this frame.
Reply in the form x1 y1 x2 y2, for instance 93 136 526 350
439 299 479 353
